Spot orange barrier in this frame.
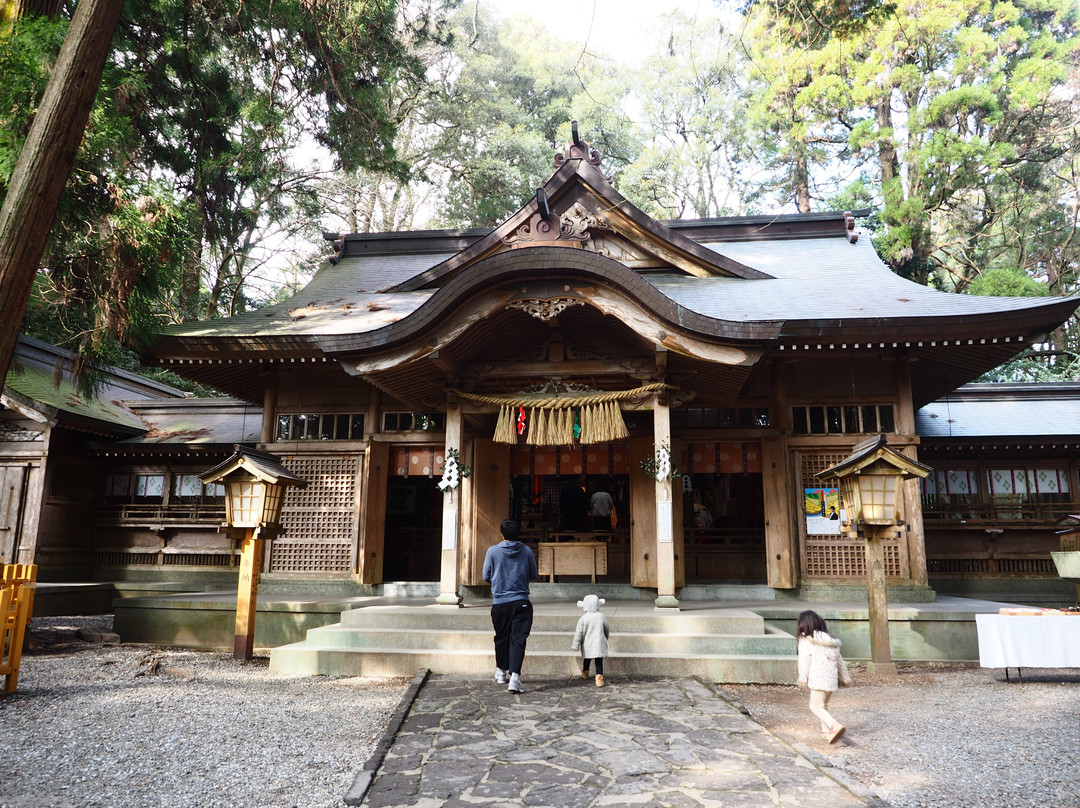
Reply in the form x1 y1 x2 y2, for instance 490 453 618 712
1 564 37 693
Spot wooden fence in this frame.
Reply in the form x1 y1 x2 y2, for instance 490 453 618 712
1 564 37 693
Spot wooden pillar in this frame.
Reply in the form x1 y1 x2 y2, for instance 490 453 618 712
437 397 463 606
653 394 679 609
761 437 797 588
763 359 797 588
864 525 897 675
357 440 388 584
233 528 263 660
895 357 928 585
260 371 278 446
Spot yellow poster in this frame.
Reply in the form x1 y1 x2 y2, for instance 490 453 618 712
805 488 842 535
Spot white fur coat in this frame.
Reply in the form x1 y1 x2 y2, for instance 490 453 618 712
797 631 853 691
572 594 610 659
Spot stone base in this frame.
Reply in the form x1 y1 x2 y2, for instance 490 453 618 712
654 595 681 610
866 660 898 676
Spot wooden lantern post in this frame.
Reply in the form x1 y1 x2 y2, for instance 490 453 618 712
201 446 308 660
817 435 931 676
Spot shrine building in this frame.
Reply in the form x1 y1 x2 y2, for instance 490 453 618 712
129 132 1080 608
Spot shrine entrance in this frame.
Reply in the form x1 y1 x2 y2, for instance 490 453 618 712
680 442 767 582
507 442 632 582
382 446 445 582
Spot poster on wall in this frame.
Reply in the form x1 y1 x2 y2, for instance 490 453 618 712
805 487 843 535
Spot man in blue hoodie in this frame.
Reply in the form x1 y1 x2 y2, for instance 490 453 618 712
483 519 538 693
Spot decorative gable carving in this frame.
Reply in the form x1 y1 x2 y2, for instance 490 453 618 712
505 298 586 321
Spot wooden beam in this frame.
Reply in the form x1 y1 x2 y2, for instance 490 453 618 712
428 349 458 377
655 345 668 379
460 359 652 378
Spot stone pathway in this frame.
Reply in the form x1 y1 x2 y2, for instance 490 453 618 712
351 673 884 807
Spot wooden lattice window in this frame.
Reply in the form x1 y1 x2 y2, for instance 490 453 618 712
798 451 908 581
276 412 366 441
272 454 360 573
792 404 895 435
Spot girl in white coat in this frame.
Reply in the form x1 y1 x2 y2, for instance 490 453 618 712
796 610 853 744
572 594 610 687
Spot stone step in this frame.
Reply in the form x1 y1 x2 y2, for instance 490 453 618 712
298 623 793 656
268 643 797 684
338 606 766 635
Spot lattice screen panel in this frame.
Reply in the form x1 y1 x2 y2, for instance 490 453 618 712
272 454 360 573
269 542 352 573
799 451 908 581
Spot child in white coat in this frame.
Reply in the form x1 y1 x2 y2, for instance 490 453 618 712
796 609 853 744
572 594 610 687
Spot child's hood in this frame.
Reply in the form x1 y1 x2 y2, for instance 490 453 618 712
807 630 842 649
577 594 605 613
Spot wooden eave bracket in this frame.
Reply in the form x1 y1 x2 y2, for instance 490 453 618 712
1 392 58 427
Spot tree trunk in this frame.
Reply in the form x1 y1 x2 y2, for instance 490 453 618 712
793 144 811 213
0 0 124 388
876 100 899 186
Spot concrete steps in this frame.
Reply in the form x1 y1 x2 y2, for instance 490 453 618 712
269 603 798 684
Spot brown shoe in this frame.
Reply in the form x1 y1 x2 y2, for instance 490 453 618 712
827 725 846 744
582 668 590 680
595 674 605 687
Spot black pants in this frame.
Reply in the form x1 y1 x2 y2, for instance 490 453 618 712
582 657 605 675
491 599 533 675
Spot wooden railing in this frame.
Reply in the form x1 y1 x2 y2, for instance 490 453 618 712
1 564 37 693
921 498 1080 525
94 503 226 525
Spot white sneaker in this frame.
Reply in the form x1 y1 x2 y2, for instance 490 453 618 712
495 668 507 684
507 673 523 693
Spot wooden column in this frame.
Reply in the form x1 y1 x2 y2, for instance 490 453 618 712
653 394 679 609
864 525 897 675
895 357 928 585
466 438 510 586
233 528 263 660
437 397 463 606
763 359 797 588
761 437 797 588
260 371 278 445
357 440 388 584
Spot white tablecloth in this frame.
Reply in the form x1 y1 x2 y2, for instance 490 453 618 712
976 614 1080 668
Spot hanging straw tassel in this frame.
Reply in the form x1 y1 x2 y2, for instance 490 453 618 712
557 407 574 445
599 400 615 443
535 408 549 446
578 403 594 444
542 407 557 446
526 407 539 445
493 405 516 444
609 400 629 440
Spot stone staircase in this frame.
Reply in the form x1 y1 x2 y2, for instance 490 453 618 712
269 598 798 684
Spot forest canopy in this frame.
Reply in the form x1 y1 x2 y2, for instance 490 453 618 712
1 0 1078 385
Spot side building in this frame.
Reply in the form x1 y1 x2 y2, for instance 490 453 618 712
0 336 259 600
919 383 1080 606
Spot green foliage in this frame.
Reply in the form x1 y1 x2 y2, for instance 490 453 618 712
0 13 66 185
2 0 447 394
427 10 637 227
618 13 757 218
4 0 1080 391
968 266 1050 298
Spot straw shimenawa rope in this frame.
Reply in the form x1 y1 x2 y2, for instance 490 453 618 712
452 382 675 446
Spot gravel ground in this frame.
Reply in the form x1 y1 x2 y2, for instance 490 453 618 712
725 663 1080 808
0 616 410 808
5 617 1080 808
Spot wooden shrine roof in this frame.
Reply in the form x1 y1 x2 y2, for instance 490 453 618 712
147 144 1080 407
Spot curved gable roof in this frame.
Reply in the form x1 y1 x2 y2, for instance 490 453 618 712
389 158 771 293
